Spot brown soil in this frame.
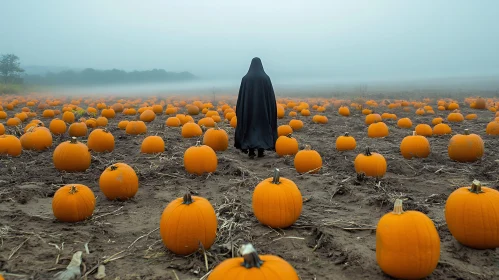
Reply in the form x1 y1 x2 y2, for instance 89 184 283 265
1 99 498 280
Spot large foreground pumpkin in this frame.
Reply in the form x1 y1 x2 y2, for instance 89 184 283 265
53 137 91 172
99 163 139 200
376 199 440 279
252 168 302 228
445 180 499 249
160 193 217 255
208 244 299 280
52 184 96 222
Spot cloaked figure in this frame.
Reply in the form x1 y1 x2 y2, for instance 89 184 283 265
234 57 278 159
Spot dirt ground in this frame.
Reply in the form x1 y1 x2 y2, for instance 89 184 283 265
1 96 498 280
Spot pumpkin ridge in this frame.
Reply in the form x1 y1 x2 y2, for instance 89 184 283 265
193 201 209 250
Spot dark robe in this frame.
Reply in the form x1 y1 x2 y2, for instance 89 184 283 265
234 57 278 151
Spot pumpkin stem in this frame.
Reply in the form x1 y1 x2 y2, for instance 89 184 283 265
272 168 281 184
70 137 77 144
286 133 293 138
69 185 78 194
393 199 404 215
304 144 311 150
240 244 264 269
469 180 484 194
103 128 108 133
364 147 372 156
196 140 201 146
110 165 118 171
412 131 417 136
464 129 469 135
183 193 193 205
214 122 219 130
344 132 350 137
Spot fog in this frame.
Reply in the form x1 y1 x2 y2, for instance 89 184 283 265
2 0 499 94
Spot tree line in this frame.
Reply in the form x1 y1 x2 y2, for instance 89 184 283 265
0 54 196 87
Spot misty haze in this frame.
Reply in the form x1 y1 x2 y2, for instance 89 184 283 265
1 1 499 280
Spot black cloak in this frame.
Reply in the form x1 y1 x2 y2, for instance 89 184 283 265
234 57 278 151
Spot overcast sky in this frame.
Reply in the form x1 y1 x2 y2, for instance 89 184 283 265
1 0 498 81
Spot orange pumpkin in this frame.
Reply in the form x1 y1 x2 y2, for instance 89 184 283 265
397 118 412 129
485 121 499 135
415 124 432 137
294 145 322 174
20 126 53 151
52 184 96 222
0 135 22 157
275 134 299 156
99 163 139 200
87 128 115 153
0 123 4 135
230 116 237 128
6 117 21 126
433 123 452 135
165 117 181 127
96 116 108 127
365 113 382 125
354 148 386 178
289 119 303 131
160 193 217 255
125 121 147 135
447 111 464 122
376 199 440 279
141 136 165 154
118 120 129 130
62 111 75 123
101 108 116 119
400 131 430 159
140 109 156 122
445 180 499 249
181 123 203 138
448 129 484 162
368 122 389 138
465 113 477 120
252 169 302 228
208 244 299 280
198 117 215 128
68 122 88 137
431 117 443 125
53 137 91 172
203 124 229 151
335 132 356 151
184 141 217 175
277 125 293 137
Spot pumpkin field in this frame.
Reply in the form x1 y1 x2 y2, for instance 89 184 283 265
1 93 499 280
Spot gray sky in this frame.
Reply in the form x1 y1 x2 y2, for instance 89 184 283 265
2 0 498 81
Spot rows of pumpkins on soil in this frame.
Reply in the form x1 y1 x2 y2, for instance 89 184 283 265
1 94 499 279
